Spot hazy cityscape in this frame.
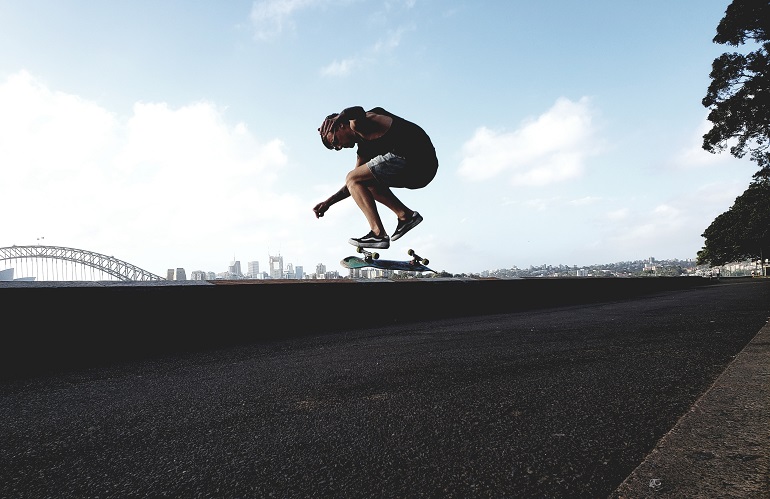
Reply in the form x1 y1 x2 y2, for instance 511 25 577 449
177 255 770 281
2 244 768 283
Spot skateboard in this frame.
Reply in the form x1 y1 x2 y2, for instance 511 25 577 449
341 248 434 273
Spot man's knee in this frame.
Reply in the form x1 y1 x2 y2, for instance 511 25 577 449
346 166 375 187
344 170 359 190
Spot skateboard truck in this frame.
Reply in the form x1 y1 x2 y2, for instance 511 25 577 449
356 246 380 262
407 249 429 266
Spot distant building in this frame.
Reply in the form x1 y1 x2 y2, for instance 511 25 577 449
346 267 390 279
269 254 283 279
190 270 208 281
248 261 259 278
167 268 187 280
229 260 242 278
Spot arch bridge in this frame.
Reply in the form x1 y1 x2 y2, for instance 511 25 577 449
0 245 165 281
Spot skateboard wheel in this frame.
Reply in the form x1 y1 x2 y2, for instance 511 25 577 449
372 252 379 260
408 249 415 256
422 259 429 265
356 247 364 254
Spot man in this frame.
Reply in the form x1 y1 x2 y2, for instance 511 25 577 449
313 106 438 249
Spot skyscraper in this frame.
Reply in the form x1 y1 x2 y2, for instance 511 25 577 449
167 268 186 280
228 260 242 278
269 254 283 279
248 261 259 278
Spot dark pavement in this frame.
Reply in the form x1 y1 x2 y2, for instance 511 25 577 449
0 279 768 498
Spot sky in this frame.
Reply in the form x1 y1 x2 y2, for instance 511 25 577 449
0 0 760 277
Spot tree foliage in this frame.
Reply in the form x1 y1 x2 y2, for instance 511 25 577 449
697 178 770 265
702 0 770 179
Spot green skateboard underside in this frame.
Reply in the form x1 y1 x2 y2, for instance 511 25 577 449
341 256 433 273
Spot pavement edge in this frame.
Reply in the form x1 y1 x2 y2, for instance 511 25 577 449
611 319 770 498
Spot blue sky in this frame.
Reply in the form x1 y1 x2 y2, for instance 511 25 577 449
0 0 758 276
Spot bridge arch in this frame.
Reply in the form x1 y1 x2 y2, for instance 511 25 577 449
0 245 165 281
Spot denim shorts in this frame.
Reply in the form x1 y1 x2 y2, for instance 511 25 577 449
367 152 437 189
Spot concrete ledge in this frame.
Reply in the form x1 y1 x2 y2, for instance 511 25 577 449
612 320 770 498
1 277 714 378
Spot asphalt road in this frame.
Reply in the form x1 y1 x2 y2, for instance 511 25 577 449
1 279 768 498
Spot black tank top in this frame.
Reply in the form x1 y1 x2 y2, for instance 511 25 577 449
356 107 437 166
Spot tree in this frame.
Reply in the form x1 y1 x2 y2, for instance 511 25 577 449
697 178 770 265
702 0 770 179
699 1 770 266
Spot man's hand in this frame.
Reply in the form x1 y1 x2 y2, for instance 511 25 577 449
313 201 330 219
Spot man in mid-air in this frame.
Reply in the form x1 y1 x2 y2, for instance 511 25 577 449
313 106 438 249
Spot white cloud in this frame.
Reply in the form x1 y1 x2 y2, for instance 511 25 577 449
372 27 407 53
250 0 414 42
673 118 727 168
458 97 600 186
384 0 416 8
0 71 293 274
523 197 560 212
609 203 686 247
116 101 281 183
598 180 750 261
320 27 411 77
250 0 319 40
320 58 359 77
606 208 629 221
569 196 602 206
0 71 118 183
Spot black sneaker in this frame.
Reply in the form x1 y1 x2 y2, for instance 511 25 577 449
348 231 390 249
391 212 423 241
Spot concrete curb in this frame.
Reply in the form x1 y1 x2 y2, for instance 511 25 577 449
612 319 770 498
1 277 717 378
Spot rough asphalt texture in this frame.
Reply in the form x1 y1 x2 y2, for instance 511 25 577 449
0 279 768 498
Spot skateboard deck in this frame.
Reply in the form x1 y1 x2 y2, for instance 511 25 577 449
341 248 434 273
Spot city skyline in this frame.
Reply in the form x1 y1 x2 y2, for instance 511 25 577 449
2 241 761 282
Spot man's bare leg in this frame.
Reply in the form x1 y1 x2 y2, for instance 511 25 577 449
371 185 423 241
370 185 412 222
346 167 387 236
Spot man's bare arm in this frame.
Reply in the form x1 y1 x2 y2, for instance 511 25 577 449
328 185 350 204
313 185 350 218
